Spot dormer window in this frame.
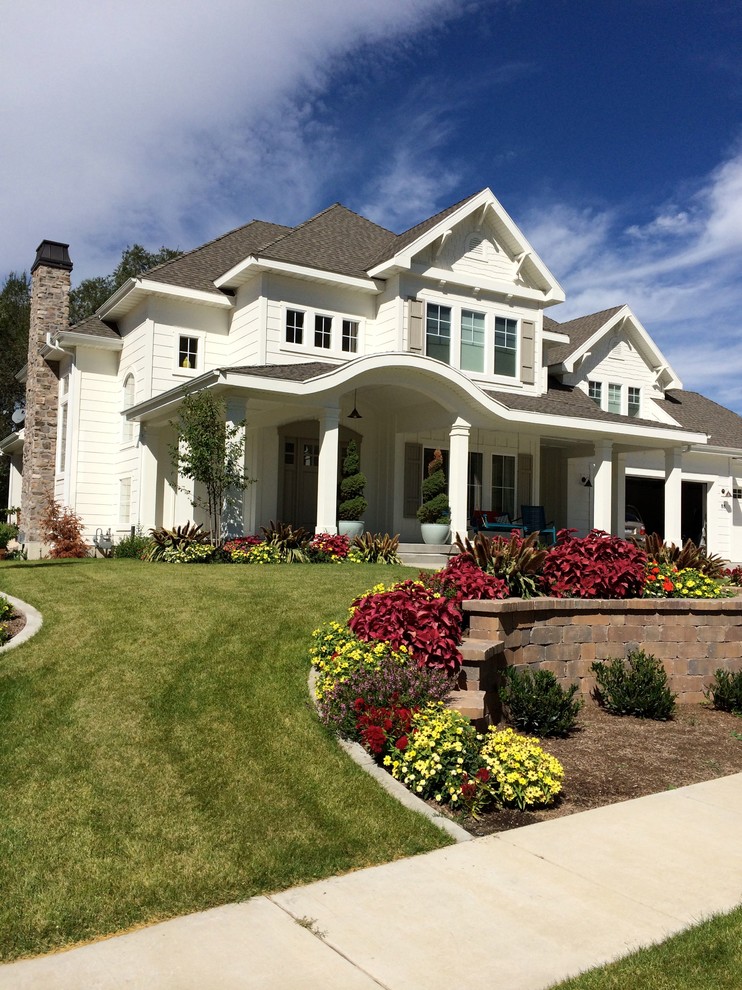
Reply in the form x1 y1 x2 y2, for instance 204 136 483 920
314 314 332 349
494 317 517 378
342 320 359 353
588 380 602 406
179 336 198 370
286 310 304 345
608 383 622 414
426 303 451 364
628 386 641 417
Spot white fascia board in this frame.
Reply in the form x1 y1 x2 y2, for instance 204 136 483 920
412 265 562 303
126 370 221 421
215 256 383 294
367 187 565 301
97 278 233 320
55 331 123 351
0 431 21 455
217 353 705 445
543 328 571 343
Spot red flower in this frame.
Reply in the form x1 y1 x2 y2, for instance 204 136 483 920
353 698 366 712
663 579 674 592
476 768 490 783
395 736 408 750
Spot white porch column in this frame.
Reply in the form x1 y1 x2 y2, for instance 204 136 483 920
222 397 247 539
611 451 626 537
449 417 471 541
137 425 159 531
592 440 613 533
664 447 683 546
316 406 340 534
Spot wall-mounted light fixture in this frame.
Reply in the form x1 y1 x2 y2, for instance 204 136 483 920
581 476 593 488
348 390 362 419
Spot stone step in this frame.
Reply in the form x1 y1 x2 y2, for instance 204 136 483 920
458 638 504 662
397 543 456 570
447 689 487 721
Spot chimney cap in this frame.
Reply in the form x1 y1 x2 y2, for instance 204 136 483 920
31 240 73 274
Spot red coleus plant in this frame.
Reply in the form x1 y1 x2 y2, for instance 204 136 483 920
354 699 415 757
435 554 509 603
349 580 463 673
541 529 647 599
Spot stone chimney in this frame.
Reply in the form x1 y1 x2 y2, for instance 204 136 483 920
20 240 72 545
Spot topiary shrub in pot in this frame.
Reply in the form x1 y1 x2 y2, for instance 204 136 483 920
337 440 367 537
417 448 450 544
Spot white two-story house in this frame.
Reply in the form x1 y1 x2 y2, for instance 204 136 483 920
5 187 742 559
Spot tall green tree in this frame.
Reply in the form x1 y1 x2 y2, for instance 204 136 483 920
69 244 181 324
170 390 252 540
0 272 31 499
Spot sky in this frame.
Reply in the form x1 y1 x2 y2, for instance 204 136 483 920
2 0 742 408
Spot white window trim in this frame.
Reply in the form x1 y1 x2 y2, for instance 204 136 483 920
172 330 206 378
121 371 137 447
56 373 70 476
280 305 365 358
422 298 521 382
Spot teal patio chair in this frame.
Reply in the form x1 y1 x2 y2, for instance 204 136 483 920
520 505 557 545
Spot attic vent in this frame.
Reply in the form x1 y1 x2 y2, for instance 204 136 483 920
466 233 486 258
609 336 625 358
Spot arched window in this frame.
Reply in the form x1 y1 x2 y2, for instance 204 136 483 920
122 374 135 443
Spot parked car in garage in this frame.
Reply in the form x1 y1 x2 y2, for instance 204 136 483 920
625 505 646 539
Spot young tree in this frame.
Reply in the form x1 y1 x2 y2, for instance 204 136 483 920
170 390 252 540
0 272 31 500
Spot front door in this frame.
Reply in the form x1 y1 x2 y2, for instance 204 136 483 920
281 437 319 531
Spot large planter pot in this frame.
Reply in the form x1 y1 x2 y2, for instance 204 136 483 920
338 520 365 538
420 522 450 545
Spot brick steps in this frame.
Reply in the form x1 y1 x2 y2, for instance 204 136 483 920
447 634 505 724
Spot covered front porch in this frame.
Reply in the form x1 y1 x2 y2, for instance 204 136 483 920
127 356 707 547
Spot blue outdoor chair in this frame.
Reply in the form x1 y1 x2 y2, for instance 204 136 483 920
472 510 524 537
520 505 557 545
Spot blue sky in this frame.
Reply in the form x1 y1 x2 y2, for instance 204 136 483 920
2 0 741 407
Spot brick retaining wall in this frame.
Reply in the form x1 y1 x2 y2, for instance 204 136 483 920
463 598 742 703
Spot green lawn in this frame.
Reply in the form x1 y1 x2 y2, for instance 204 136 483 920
0 559 451 960
549 906 742 989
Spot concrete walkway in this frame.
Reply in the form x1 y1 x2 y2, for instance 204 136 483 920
2 774 740 990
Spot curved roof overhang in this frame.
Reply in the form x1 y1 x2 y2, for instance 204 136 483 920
126 353 706 448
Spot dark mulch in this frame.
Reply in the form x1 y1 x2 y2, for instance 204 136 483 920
462 703 742 837
2 610 26 643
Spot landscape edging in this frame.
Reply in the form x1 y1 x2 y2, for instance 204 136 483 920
307 667 471 844
0 594 43 652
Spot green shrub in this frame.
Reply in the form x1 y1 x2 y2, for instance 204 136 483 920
417 448 449 524
348 532 402 564
0 595 14 622
113 529 152 559
338 441 367 521
591 650 677 720
0 522 18 549
500 666 583 736
705 668 742 715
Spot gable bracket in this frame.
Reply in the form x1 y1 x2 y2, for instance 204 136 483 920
474 204 489 230
434 229 453 261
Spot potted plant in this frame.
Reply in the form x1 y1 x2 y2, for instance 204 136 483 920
337 439 367 537
417 448 450 544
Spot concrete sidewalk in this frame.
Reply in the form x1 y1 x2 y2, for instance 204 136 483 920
2 774 740 990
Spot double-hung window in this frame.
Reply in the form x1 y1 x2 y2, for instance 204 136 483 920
178 336 198 370
608 383 622 414
628 386 641 417
426 304 451 364
286 310 304 345
460 310 485 373
342 319 359 353
494 317 517 377
314 314 332 349
588 380 602 406
491 454 516 518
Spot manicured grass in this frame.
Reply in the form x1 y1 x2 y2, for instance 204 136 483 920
549 906 742 989
0 559 451 960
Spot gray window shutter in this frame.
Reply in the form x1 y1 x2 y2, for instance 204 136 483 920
404 442 422 517
408 298 423 353
517 452 533 510
520 320 535 384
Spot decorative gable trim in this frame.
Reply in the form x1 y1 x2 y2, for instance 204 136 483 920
555 305 682 390
367 187 565 304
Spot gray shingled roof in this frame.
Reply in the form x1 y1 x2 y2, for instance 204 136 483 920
67 315 120 339
141 220 292 294
257 205 395 280
545 306 625 366
222 362 343 381
488 378 689 433
654 390 742 448
367 191 483 268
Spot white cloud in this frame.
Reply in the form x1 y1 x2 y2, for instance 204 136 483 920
524 146 742 409
0 0 464 279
